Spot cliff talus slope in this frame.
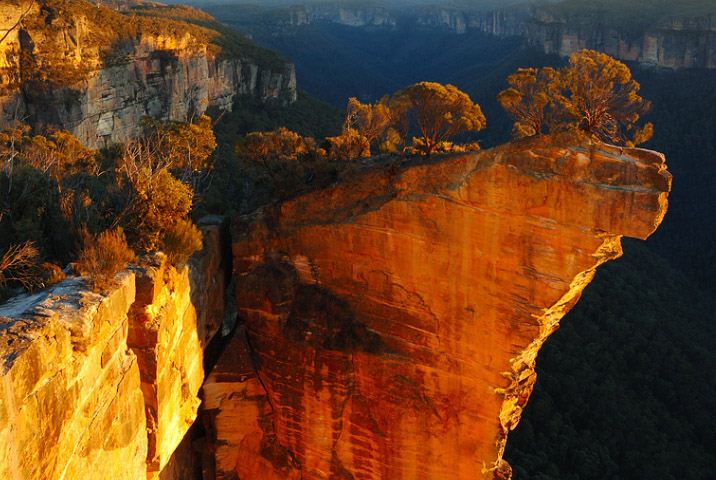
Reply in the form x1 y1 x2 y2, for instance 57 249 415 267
218 138 671 479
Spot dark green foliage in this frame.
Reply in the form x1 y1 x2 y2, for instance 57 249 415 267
505 240 716 479
212 93 343 141
537 0 716 32
197 93 343 217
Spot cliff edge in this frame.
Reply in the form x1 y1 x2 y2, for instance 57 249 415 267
0 138 671 479
211 137 671 479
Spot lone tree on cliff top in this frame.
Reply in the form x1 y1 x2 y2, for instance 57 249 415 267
499 49 653 146
390 82 486 156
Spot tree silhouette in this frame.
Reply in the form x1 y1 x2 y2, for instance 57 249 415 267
390 82 486 156
560 50 653 145
343 97 393 149
497 67 561 138
499 50 653 146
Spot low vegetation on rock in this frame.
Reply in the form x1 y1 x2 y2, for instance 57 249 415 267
0 113 215 298
76 227 135 292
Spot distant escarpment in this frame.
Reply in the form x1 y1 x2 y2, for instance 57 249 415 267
0 1 296 148
521 9 716 69
444 4 716 70
213 1 716 70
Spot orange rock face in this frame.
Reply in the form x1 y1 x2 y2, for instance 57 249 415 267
0 216 232 480
225 139 671 479
0 273 148 480
128 217 231 478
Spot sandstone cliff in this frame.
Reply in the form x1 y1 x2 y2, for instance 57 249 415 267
522 10 716 69
203 138 670 479
0 1 296 148
224 1 716 70
0 138 670 479
0 217 232 480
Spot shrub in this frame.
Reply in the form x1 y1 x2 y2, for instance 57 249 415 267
0 241 41 291
325 128 371 161
160 218 203 267
40 262 66 287
77 228 135 291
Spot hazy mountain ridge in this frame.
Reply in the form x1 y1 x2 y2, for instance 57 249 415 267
206 0 716 69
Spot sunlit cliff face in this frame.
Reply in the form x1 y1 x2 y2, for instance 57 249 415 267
0 130 670 480
201 137 671 480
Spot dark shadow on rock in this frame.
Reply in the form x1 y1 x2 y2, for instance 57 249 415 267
237 257 389 355
285 284 386 354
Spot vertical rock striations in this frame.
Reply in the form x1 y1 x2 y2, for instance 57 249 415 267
222 138 670 479
128 217 231 478
0 1 296 148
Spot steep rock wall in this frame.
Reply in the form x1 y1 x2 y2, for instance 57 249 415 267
0 216 232 480
468 7 716 70
0 273 147 480
217 138 670 479
524 12 716 69
0 1 296 148
250 1 716 69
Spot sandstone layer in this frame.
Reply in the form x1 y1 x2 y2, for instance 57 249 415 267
523 11 716 69
0 1 296 148
220 138 671 479
129 217 231 478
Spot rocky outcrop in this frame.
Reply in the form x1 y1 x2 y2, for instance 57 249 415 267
0 272 147 480
0 1 296 148
0 138 671 479
0 216 232 479
215 138 670 479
